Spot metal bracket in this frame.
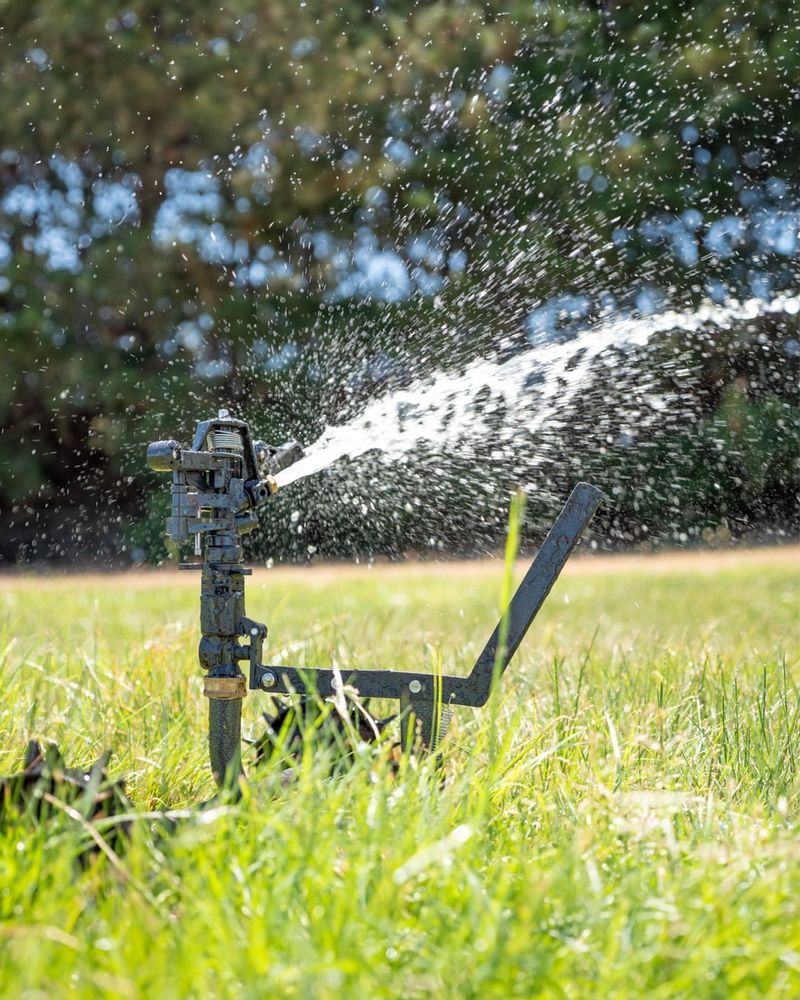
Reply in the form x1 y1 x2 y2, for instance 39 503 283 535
240 616 267 691
250 482 603 718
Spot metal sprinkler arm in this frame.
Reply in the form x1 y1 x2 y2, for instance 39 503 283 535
464 481 603 702
249 482 603 709
146 413 603 785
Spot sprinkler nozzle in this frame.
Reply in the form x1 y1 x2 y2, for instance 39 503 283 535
256 439 304 476
146 439 182 472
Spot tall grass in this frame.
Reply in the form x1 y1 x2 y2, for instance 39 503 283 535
0 553 798 997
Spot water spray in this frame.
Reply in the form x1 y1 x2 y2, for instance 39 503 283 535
147 410 602 786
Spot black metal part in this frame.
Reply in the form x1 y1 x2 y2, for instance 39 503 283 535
147 413 603 783
208 699 243 788
259 439 304 476
250 482 603 709
466 481 603 694
399 693 453 752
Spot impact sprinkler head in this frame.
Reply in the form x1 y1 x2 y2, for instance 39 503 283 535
147 413 603 788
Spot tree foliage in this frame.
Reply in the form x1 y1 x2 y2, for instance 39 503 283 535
0 1 797 560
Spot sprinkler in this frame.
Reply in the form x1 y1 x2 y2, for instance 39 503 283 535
147 411 602 786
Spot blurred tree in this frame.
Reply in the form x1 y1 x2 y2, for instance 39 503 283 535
0 1 798 559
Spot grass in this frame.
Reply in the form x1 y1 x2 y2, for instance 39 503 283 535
0 551 798 997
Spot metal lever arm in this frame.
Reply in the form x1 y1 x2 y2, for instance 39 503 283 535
464 481 603 703
251 482 603 709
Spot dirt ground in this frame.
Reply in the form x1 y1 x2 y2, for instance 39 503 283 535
1 545 797 590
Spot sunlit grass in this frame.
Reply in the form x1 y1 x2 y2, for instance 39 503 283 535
0 553 798 997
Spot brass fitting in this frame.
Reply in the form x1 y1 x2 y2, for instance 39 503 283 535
204 675 247 700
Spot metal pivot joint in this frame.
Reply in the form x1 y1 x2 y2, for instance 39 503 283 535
147 412 603 785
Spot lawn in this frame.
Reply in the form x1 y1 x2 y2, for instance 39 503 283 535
0 551 798 997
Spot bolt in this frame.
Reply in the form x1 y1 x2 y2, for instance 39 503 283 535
250 627 259 637
409 679 422 694
260 670 277 690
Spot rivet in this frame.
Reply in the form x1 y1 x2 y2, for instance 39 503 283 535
409 679 422 694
